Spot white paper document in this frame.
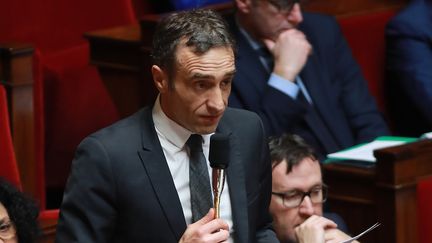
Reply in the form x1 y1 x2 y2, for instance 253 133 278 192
327 140 406 162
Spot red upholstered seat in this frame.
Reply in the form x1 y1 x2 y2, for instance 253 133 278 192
0 0 138 206
0 84 59 236
338 10 396 114
418 178 432 243
0 85 21 189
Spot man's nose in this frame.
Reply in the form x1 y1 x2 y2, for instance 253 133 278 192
286 3 303 24
298 195 315 216
207 88 225 113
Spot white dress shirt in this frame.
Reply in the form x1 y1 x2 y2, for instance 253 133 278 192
152 96 234 241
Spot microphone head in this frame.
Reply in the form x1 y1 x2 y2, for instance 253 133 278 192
209 134 230 169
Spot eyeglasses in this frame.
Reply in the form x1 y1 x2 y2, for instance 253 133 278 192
272 184 328 208
265 0 301 15
0 220 16 240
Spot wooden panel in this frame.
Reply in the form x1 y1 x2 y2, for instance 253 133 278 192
0 43 38 199
324 140 432 243
1 43 58 243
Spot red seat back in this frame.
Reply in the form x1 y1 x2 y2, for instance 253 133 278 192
338 10 396 113
0 0 136 54
0 85 21 189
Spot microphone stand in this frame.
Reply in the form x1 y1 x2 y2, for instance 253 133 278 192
212 168 226 219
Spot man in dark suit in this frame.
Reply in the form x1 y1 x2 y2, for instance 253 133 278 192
228 0 389 159
268 134 356 243
386 0 432 137
55 9 278 243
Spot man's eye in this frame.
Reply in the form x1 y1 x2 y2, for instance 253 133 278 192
195 81 208 89
285 191 301 198
220 79 231 88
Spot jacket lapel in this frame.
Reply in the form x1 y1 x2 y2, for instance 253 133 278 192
216 119 249 243
137 108 187 240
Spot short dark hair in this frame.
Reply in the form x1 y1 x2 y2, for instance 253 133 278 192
268 134 317 173
0 178 39 243
151 9 235 86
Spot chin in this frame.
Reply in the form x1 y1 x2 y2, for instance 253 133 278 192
193 126 217 135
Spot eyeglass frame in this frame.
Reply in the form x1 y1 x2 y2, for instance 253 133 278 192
271 184 328 208
264 0 302 15
0 219 17 240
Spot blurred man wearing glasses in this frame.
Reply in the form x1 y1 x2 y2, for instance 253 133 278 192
268 134 358 243
228 0 389 159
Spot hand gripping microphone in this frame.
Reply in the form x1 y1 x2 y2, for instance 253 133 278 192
209 133 230 219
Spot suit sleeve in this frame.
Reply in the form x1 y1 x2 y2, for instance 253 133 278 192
254 116 279 243
55 136 117 243
386 16 432 124
229 80 308 138
324 17 390 142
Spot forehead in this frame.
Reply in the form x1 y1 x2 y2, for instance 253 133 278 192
175 44 235 72
272 157 322 190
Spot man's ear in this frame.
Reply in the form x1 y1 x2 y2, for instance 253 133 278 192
152 65 169 93
235 0 253 13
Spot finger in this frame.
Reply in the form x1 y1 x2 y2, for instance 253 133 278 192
195 208 216 226
201 217 230 233
206 228 230 242
314 216 337 229
262 38 275 52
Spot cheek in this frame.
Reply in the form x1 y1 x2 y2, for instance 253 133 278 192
314 204 323 216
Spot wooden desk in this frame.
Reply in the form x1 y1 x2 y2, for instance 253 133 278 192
324 140 432 243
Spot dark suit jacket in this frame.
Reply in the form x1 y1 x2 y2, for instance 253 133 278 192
386 0 432 136
228 13 389 157
55 106 278 243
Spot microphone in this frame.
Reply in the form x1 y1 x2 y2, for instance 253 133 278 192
209 133 230 219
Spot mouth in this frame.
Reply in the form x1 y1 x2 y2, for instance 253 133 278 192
199 114 222 124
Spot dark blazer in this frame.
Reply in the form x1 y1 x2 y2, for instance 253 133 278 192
55 106 278 243
228 13 389 157
386 0 432 136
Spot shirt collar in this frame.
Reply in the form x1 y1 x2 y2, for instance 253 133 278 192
152 95 212 150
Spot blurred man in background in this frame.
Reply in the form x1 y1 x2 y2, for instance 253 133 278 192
228 0 389 159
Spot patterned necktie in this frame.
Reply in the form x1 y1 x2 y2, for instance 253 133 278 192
187 134 213 222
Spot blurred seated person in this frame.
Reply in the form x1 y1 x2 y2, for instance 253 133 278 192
228 0 390 159
386 0 432 137
0 178 39 243
268 134 358 243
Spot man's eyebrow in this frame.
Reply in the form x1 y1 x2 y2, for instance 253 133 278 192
190 73 213 79
224 70 237 77
190 70 236 80
285 183 323 192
